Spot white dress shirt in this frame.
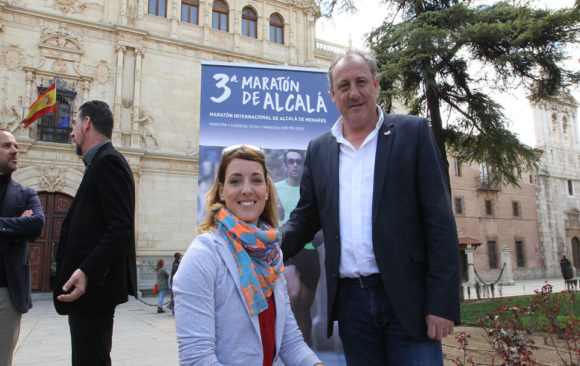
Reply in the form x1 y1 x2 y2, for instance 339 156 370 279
330 107 384 278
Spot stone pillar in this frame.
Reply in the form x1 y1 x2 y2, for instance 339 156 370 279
120 0 127 24
21 71 35 138
113 45 126 145
131 48 144 148
465 244 476 286
500 244 515 285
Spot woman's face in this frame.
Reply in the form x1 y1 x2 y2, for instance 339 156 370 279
219 158 269 226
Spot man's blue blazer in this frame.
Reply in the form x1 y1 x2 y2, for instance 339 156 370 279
282 114 460 340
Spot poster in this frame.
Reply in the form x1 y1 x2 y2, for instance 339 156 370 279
198 61 340 222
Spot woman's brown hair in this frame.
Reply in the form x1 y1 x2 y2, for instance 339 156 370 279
198 145 278 233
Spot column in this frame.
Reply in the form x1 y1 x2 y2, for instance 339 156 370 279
113 45 126 145
131 48 144 147
465 245 476 286
20 71 35 138
500 244 515 285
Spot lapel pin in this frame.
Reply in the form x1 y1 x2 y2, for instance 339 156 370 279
384 131 391 136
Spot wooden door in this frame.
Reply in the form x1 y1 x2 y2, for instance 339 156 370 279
29 192 72 292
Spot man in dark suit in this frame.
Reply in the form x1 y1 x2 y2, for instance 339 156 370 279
282 51 460 365
0 130 45 366
53 100 137 366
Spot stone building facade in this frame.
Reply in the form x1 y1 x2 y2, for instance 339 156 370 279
450 157 542 285
0 0 343 292
533 95 580 277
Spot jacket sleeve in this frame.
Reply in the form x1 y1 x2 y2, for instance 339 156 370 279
0 187 45 242
415 119 460 323
277 276 322 366
173 236 225 366
79 153 135 282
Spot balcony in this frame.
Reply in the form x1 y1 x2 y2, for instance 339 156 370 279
476 174 501 191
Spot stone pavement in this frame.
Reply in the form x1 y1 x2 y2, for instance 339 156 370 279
13 277 567 366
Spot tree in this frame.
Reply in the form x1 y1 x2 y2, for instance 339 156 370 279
366 0 580 187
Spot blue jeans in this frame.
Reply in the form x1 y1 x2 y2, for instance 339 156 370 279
157 290 167 308
336 278 443 366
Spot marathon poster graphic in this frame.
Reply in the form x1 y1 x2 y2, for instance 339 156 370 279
197 61 340 223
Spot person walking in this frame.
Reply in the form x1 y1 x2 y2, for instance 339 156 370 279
167 252 182 314
156 258 169 313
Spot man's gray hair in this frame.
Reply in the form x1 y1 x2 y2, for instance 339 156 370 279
327 51 378 88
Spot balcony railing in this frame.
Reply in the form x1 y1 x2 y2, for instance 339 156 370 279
36 115 72 144
476 175 501 191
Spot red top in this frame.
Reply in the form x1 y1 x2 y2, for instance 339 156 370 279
258 296 276 366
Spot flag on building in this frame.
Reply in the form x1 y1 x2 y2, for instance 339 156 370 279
57 90 77 128
22 83 57 128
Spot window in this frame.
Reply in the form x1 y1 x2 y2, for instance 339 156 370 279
569 180 575 196
148 0 167 17
242 7 257 38
485 199 493 216
529 174 533 184
181 0 199 24
512 201 521 218
454 197 463 215
212 0 229 32
36 87 75 144
488 241 498 269
269 13 283 44
453 159 462 177
515 240 526 267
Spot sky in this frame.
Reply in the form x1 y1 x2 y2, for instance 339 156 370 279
315 0 580 147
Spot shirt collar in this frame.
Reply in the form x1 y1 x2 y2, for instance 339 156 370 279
331 106 384 146
82 141 110 167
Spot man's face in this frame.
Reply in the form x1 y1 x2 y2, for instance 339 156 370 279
285 151 304 181
70 112 86 156
330 55 379 130
0 131 18 175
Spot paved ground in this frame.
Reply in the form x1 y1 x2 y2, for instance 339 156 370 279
13 277 567 365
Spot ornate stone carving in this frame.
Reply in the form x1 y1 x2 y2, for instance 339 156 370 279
122 98 133 108
4 46 23 70
39 165 66 192
2 100 23 133
54 0 87 15
128 1 139 26
52 58 68 73
39 24 83 55
133 110 159 149
95 61 111 84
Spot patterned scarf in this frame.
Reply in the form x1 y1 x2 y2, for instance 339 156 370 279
216 207 284 315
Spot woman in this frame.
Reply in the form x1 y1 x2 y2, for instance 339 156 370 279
156 258 169 313
173 145 322 366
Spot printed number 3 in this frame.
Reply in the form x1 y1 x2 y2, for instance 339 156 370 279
210 73 231 103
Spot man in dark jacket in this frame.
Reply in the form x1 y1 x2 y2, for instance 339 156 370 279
53 101 137 366
0 130 45 366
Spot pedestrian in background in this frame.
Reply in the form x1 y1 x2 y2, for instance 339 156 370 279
168 252 182 314
0 130 45 366
156 258 169 313
53 100 137 366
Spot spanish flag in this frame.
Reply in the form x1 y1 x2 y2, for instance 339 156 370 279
22 83 57 128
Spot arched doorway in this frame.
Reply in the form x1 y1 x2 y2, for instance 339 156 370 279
29 192 73 292
572 237 580 269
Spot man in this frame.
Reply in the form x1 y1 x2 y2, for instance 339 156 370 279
282 51 460 365
0 130 45 366
275 150 320 345
53 100 137 366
